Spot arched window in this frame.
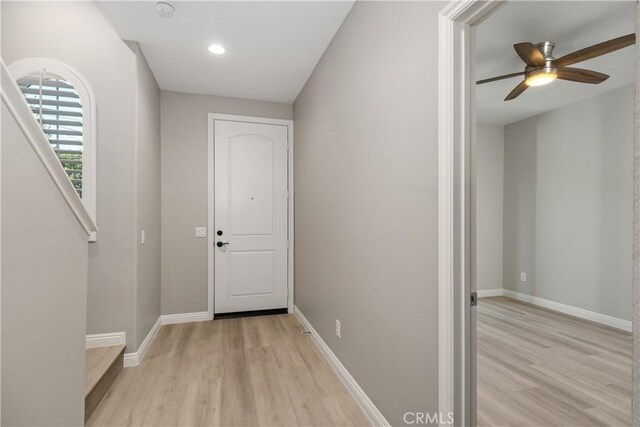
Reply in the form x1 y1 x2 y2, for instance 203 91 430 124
10 58 97 223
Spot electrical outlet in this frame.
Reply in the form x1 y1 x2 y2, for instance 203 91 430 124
195 227 207 238
336 320 341 339
520 272 527 282
141 230 146 245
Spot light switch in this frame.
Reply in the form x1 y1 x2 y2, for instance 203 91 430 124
195 227 207 238
141 230 146 245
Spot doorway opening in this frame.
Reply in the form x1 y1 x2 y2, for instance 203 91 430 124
438 1 639 425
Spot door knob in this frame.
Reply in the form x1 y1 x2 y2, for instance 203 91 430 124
216 241 229 247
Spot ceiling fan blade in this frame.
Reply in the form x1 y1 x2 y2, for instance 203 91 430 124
557 67 609 84
477 71 526 85
504 80 528 101
514 43 546 67
554 33 636 68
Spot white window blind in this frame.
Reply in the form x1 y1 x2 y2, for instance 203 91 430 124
17 72 84 197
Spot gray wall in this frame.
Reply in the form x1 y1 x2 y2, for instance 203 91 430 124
2 2 162 351
292 2 443 424
1 1 139 349
160 90 292 315
476 124 504 291
129 41 162 348
503 85 634 320
1 101 88 425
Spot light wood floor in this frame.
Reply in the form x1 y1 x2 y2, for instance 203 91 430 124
478 297 632 427
87 314 370 426
85 345 125 397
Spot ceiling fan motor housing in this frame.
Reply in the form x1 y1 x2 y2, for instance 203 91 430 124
536 41 556 61
527 42 557 73
524 42 558 84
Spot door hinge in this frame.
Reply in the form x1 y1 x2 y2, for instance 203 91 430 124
470 292 478 307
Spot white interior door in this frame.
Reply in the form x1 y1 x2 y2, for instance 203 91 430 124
214 119 289 314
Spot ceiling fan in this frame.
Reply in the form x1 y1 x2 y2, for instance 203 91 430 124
477 33 636 101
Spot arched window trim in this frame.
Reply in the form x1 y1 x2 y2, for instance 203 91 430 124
9 58 97 231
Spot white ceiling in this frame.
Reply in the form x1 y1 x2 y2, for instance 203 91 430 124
476 1 636 125
97 1 354 103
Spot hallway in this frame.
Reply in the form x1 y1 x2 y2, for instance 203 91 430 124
87 315 370 426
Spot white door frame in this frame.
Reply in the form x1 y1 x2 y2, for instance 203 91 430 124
207 113 294 319
438 1 639 426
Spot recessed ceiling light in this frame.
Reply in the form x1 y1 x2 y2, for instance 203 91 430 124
156 2 174 18
208 44 226 55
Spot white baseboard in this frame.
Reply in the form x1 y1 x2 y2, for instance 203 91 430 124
123 312 211 367
124 316 161 367
86 331 126 349
477 288 504 298
161 311 211 325
503 289 632 332
294 306 390 427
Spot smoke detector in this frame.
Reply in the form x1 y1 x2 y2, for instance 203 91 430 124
156 2 174 18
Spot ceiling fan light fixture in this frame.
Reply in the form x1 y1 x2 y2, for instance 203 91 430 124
525 66 557 87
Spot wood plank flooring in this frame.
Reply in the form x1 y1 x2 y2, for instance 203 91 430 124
477 297 632 427
87 314 370 426
85 345 125 397
85 345 125 421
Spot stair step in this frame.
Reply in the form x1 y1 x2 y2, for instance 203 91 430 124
85 345 125 421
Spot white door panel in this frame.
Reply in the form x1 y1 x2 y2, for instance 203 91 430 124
230 136 274 235
214 120 288 313
229 251 275 297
